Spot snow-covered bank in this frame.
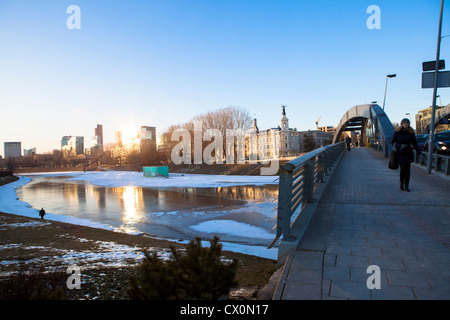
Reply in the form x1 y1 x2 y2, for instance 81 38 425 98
0 173 279 260
0 177 115 231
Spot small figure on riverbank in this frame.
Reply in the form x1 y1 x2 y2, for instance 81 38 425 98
39 208 46 219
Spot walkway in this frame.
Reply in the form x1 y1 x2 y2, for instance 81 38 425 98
274 147 450 300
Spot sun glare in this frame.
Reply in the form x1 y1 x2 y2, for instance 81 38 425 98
121 128 137 146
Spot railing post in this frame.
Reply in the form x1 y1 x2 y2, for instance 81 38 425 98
318 153 325 182
303 158 315 203
277 169 293 240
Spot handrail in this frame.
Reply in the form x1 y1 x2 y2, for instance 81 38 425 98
268 142 345 248
416 152 450 175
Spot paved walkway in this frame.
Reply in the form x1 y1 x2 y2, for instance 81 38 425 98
275 147 450 300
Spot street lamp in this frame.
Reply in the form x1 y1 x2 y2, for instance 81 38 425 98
436 95 443 107
382 74 397 110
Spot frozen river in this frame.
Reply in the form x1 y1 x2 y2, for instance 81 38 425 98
0 172 279 258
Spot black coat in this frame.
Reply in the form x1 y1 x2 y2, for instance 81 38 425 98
391 127 420 163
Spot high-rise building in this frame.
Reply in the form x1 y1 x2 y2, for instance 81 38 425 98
4 142 21 158
139 126 157 165
115 131 123 147
90 124 104 155
93 124 103 148
61 136 84 157
61 136 71 149
23 147 36 156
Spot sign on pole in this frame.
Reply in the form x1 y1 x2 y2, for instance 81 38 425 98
422 60 445 72
421 71 450 89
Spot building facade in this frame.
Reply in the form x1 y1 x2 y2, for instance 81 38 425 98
4 142 21 158
415 104 450 134
61 136 84 158
90 124 104 155
23 147 36 156
111 125 157 165
249 106 301 159
249 106 334 159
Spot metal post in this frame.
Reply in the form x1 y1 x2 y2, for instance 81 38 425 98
303 159 315 203
382 74 396 111
277 169 293 240
427 0 444 174
382 76 389 111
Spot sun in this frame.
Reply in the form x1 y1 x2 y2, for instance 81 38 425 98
121 127 137 146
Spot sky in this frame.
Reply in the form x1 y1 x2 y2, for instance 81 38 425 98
0 0 449 157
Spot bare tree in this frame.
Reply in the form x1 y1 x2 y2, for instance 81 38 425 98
159 106 253 164
193 106 252 136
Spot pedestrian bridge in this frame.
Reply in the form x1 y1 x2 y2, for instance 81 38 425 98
268 103 450 300
270 147 450 300
332 103 394 157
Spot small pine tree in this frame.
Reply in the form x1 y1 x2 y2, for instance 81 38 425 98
128 236 238 300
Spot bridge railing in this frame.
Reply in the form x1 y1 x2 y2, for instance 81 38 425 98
269 142 345 248
416 152 450 175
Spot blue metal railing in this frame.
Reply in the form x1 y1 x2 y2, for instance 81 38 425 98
269 142 345 248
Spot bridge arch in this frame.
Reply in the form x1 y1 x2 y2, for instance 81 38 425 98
332 104 394 158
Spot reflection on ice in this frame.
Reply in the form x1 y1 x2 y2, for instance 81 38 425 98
11 172 279 258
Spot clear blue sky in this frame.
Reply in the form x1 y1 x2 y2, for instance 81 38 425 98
1 0 449 156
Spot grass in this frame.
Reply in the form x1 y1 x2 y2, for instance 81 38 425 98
0 211 277 300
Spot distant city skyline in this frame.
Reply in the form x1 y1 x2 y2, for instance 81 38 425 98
1 0 449 157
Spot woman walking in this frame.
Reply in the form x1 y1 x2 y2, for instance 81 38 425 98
391 118 421 191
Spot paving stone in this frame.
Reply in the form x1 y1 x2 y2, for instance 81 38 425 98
387 270 432 289
368 257 406 271
282 283 322 300
336 254 368 268
371 285 417 300
329 280 371 300
367 238 398 248
323 265 350 281
351 245 383 257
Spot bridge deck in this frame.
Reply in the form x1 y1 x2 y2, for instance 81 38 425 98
274 147 450 300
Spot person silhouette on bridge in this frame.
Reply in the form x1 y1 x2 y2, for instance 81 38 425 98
391 118 421 192
346 136 351 151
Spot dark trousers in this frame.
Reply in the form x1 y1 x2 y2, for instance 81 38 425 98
399 162 411 187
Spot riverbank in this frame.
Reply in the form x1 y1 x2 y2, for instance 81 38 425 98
0 176 278 300
14 160 289 176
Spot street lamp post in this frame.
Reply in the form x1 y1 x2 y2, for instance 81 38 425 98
382 74 397 110
427 0 444 174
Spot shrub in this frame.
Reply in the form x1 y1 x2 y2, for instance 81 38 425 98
0 268 67 300
128 236 238 300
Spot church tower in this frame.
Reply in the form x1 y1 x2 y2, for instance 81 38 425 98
281 105 289 130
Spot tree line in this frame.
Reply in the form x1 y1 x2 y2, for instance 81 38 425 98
1 106 253 173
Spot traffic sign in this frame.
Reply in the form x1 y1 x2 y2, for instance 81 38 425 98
422 60 445 72
421 71 450 88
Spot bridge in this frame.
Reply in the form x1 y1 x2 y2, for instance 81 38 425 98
269 104 450 300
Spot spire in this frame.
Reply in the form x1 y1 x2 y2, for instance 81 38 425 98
252 118 259 131
281 105 289 130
